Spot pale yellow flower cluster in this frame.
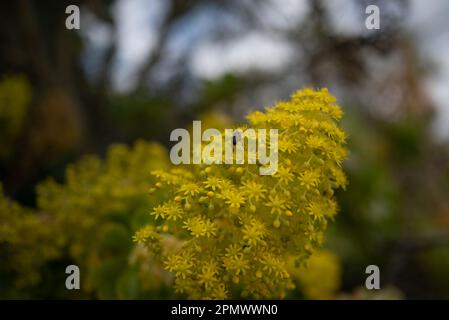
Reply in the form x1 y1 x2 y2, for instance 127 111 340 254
135 88 348 299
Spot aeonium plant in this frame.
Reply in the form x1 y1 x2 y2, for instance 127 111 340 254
134 88 348 299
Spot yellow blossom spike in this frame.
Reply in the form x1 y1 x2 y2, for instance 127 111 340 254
135 88 348 299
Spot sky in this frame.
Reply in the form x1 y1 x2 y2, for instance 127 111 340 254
81 0 449 140
408 0 449 140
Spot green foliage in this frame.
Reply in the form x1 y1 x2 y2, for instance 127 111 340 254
0 75 31 158
0 141 173 298
107 93 173 142
0 185 61 292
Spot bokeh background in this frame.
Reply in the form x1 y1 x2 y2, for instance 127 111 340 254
1 0 449 299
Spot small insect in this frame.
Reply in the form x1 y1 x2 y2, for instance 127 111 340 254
232 131 242 146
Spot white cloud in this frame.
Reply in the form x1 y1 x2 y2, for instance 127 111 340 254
112 0 166 91
408 0 449 140
263 0 310 30
192 32 293 79
325 0 365 36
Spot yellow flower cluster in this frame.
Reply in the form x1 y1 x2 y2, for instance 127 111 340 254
288 250 342 299
1 141 173 298
37 140 174 297
135 88 348 299
0 185 61 288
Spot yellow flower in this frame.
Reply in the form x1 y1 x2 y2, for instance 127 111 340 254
306 135 328 150
211 283 229 299
163 201 183 221
299 170 320 190
307 198 338 221
225 191 245 209
278 138 298 154
204 176 222 191
265 194 288 215
306 201 327 221
178 183 202 197
136 88 348 299
260 253 289 278
198 261 219 289
242 219 267 246
223 252 249 276
241 181 266 201
132 225 158 244
150 204 166 220
246 111 267 125
290 250 341 299
164 251 195 279
183 216 217 237
275 166 294 184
